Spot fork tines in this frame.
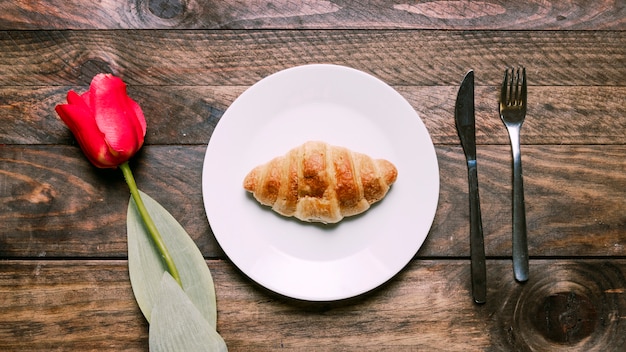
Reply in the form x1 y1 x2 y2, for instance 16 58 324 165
502 67 526 107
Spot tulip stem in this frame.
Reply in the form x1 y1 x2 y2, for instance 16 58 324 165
120 162 182 287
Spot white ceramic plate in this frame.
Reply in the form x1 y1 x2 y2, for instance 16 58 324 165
202 64 439 301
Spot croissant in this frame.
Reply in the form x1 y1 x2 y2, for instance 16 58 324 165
243 141 398 224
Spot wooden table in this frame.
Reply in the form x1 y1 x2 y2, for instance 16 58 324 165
1 1 625 351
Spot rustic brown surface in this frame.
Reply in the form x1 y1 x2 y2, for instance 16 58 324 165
1 31 625 87
0 0 625 351
1 0 625 30
1 144 624 260
1 259 625 351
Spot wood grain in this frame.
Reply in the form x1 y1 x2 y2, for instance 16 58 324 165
0 260 147 351
1 1 625 350
1 144 624 259
0 30 624 87
1 0 624 30
2 85 625 146
1 259 624 351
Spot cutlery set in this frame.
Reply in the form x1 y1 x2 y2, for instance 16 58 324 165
455 68 528 304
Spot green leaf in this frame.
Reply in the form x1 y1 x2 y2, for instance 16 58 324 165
149 272 227 352
127 190 217 327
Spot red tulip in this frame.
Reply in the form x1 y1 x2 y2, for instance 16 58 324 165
55 74 147 168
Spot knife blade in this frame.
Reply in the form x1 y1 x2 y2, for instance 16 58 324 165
455 70 487 304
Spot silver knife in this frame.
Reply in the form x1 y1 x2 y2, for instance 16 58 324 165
455 70 487 304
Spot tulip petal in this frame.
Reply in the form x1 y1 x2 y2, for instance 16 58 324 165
89 74 145 156
127 97 147 142
55 103 118 168
80 90 92 109
66 90 88 107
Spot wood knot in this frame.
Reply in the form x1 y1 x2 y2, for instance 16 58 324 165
148 0 184 19
531 291 597 343
497 262 626 351
28 183 57 204
5 178 58 217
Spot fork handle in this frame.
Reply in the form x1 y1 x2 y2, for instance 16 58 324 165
508 128 529 282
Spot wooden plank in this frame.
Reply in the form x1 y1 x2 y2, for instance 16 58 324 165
1 145 624 258
0 0 624 30
0 145 218 259
0 260 147 351
0 30 624 87
2 85 625 146
0 85 238 145
0 259 624 351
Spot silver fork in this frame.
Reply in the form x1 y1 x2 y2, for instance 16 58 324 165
499 67 529 282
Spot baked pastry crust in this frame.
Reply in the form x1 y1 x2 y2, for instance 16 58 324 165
243 141 397 223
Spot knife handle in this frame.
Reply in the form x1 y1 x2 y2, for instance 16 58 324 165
467 162 486 304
